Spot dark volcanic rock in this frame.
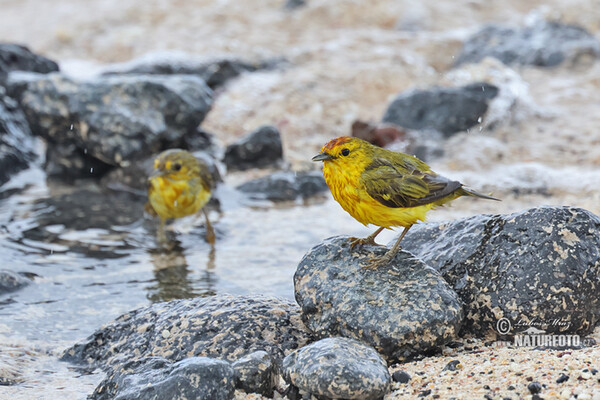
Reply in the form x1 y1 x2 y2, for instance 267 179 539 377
401 206 600 336
236 170 327 202
8 73 212 179
62 295 311 369
282 337 391 400
92 356 235 400
0 44 58 84
224 125 283 171
294 236 463 361
382 82 498 137
0 270 31 295
0 87 36 186
455 20 600 67
232 351 277 397
104 56 276 89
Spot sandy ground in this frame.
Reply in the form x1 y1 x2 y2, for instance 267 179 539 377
2 0 600 399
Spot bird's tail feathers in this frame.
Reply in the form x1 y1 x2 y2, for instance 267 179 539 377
460 187 501 201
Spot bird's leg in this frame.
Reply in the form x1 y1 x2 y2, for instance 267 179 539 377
349 226 385 248
364 225 412 269
203 209 216 245
157 218 168 244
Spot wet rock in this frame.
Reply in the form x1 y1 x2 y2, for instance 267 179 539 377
8 73 212 179
282 337 391 400
455 20 600 68
224 125 283 171
0 87 36 186
62 295 311 369
382 82 498 137
294 236 463 361
236 170 327 202
0 270 31 295
401 206 600 336
0 44 58 85
103 56 278 89
232 350 277 397
92 356 235 400
392 370 411 384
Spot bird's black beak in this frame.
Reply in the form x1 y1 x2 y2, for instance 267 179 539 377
312 152 334 162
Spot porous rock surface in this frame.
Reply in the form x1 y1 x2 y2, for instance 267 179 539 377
294 236 463 361
401 206 600 336
61 295 311 368
282 337 391 400
232 350 277 397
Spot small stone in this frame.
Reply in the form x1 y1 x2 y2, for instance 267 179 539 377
580 372 592 380
578 393 592 400
591 369 598 375
392 370 411 384
508 385 516 390
161 330 170 339
232 351 276 397
443 360 462 371
419 389 432 397
528 381 543 394
224 125 283 171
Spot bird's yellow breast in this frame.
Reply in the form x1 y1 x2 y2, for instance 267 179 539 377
148 175 211 220
322 161 433 228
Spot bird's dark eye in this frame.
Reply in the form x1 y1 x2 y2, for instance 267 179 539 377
341 148 350 156
172 163 182 171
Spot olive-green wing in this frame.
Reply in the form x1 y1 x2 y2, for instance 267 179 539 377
360 157 462 208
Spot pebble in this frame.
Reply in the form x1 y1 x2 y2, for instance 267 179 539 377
392 370 411 384
527 381 542 394
556 374 569 383
443 360 462 371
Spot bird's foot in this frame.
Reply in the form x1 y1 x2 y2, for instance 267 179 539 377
363 247 401 269
349 236 378 248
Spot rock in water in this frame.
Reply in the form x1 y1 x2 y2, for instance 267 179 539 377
61 295 311 369
7 73 212 178
382 82 498 137
92 356 235 400
224 125 283 171
282 337 391 400
232 351 277 397
0 270 31 295
454 20 600 67
294 236 463 361
0 87 36 187
236 170 328 202
401 206 600 336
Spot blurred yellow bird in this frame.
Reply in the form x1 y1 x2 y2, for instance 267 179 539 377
313 136 499 268
146 149 215 244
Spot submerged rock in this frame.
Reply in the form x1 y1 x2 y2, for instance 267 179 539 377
104 56 278 90
232 351 277 397
454 20 600 67
92 356 235 400
401 206 600 336
62 295 311 369
0 44 58 85
224 125 283 171
0 87 36 186
282 337 391 400
8 73 212 179
0 270 31 295
236 170 328 202
294 236 463 361
382 82 498 137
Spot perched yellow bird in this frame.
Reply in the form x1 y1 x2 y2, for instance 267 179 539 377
312 136 499 268
146 149 215 244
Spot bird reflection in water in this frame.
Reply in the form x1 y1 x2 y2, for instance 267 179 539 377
146 237 216 302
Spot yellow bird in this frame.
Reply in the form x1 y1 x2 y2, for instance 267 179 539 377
312 136 499 268
146 149 215 244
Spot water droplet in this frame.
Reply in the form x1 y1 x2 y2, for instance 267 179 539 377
84 148 88 154
478 117 482 123
70 124 74 130
90 168 94 173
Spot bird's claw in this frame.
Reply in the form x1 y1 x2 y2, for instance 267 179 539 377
349 236 377 248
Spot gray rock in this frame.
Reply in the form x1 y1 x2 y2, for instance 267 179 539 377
104 57 278 89
236 170 328 202
282 337 391 400
7 73 212 178
0 87 36 186
382 82 498 137
232 350 277 397
294 236 463 361
454 20 600 67
401 206 600 336
92 356 235 400
61 295 311 369
0 270 31 295
0 44 58 85
224 125 283 171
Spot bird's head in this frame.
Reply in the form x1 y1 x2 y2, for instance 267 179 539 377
312 136 371 167
151 149 199 181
